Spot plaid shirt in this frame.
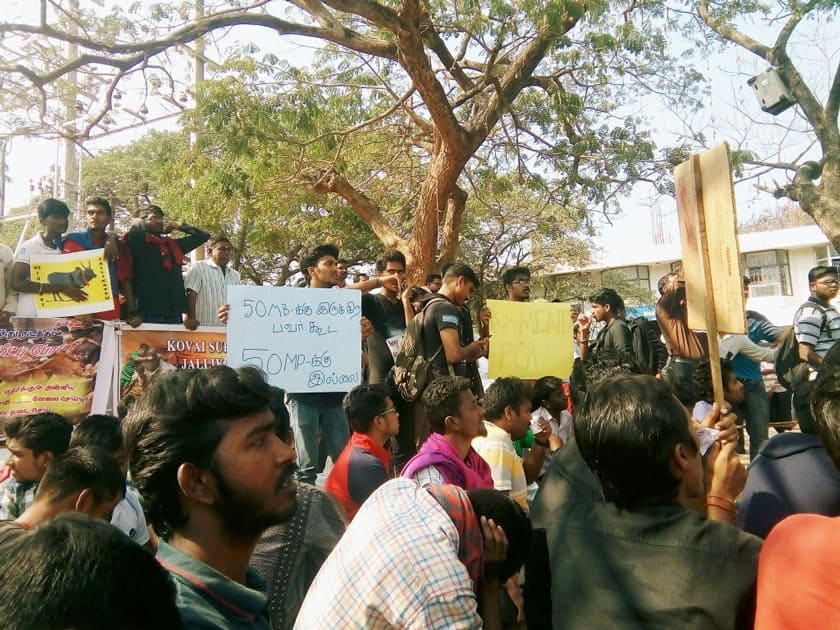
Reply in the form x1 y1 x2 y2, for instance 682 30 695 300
0 478 37 520
294 478 481 629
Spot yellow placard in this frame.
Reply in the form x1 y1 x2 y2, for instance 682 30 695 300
487 300 573 379
30 249 113 317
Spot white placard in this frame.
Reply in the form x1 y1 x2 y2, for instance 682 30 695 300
226 285 362 393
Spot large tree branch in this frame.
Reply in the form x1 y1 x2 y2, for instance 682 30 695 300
468 10 581 145
302 167 405 249
697 1 770 58
438 185 468 263
394 0 468 149
319 0 401 31
825 56 840 131
0 12 398 72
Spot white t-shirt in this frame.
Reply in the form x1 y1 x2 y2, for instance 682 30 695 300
111 485 150 545
14 234 61 318
530 406 574 478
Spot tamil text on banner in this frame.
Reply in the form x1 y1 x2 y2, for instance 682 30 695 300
30 249 113 318
117 325 227 402
227 286 362 393
0 318 104 420
486 300 574 379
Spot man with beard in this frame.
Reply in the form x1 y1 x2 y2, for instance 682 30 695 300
124 366 298 629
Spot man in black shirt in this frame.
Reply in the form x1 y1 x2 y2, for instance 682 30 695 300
577 287 632 360
423 263 488 385
123 205 210 326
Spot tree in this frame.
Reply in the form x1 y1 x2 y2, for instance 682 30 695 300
1 1 698 279
693 0 840 251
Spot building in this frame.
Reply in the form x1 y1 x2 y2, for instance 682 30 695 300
550 225 836 325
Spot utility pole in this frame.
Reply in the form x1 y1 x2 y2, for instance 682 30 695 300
62 0 80 212
192 0 207 261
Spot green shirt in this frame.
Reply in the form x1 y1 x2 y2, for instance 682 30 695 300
156 540 271 629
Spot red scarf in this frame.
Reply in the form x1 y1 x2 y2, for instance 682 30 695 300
144 233 184 270
426 484 484 591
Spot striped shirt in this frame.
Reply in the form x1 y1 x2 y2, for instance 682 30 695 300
793 298 840 359
472 421 529 512
183 259 242 326
294 478 481 629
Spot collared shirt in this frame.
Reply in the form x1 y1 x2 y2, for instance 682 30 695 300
184 259 242 326
156 540 271 629
0 478 37 520
294 478 481 629
793 296 840 358
325 432 390 521
471 421 529 512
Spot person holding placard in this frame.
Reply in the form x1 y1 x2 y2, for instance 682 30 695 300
61 196 122 320
288 244 353 485
11 198 86 317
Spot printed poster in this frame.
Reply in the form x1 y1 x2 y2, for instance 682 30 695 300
30 249 113 318
117 325 227 403
0 317 104 421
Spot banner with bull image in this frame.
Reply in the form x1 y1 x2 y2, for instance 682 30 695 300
0 317 105 421
30 249 113 318
117 325 227 406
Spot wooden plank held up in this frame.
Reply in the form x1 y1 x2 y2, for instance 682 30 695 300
674 142 745 405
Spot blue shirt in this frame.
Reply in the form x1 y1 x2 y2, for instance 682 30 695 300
731 311 780 381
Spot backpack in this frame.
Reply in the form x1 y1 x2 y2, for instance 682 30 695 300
775 302 829 390
628 317 668 376
393 297 449 402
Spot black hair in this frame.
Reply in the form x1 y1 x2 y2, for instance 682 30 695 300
657 272 679 296
589 287 624 312
483 377 532 422
573 375 695 509
70 414 123 454
123 365 273 538
2 413 73 457
466 489 532 582
343 384 391 433
85 196 113 217
143 204 165 218
502 266 531 286
301 243 340 282
375 250 407 273
811 362 840 469
743 275 751 287
37 198 71 221
422 376 473 434
354 272 369 283
692 359 736 407
809 265 838 283
208 234 232 249
0 513 182 630
569 350 642 407
425 273 442 284
268 386 291 442
442 262 480 287
531 376 565 410
36 447 126 506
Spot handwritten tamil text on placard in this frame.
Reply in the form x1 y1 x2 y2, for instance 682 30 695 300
226 286 362 393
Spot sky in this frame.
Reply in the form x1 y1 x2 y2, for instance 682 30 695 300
2 2 837 261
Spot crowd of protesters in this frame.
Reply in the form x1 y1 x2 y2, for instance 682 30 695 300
0 196 838 628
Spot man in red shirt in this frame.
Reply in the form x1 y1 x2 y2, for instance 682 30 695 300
326 385 399 520
61 196 122 320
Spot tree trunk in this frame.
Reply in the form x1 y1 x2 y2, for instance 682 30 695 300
404 142 470 283
802 159 840 253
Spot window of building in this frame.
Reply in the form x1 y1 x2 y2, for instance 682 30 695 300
743 250 792 297
814 245 840 268
618 265 651 291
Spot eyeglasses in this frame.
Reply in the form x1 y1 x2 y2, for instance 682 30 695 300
511 279 531 286
817 279 839 286
379 407 398 416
